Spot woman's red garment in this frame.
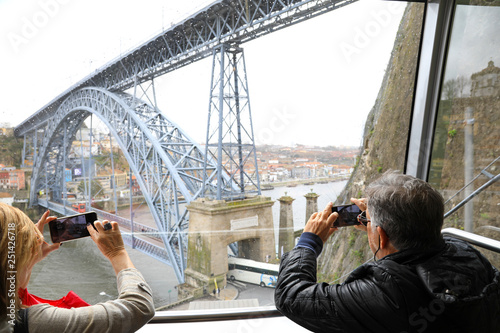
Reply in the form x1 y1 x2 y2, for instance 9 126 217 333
19 288 89 308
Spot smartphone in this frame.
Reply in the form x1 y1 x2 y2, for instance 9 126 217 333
49 212 98 243
332 204 362 227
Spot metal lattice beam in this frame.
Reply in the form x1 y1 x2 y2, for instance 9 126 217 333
15 0 357 136
203 44 261 200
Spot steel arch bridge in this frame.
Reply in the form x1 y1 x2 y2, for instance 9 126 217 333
31 86 219 282
15 0 358 283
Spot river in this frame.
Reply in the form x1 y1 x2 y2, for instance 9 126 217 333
264 180 348 231
28 180 347 309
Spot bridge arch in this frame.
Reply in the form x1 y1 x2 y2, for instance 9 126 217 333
30 86 217 282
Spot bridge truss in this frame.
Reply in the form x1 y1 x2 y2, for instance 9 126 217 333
15 0 357 131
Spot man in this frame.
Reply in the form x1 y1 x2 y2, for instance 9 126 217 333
275 172 500 332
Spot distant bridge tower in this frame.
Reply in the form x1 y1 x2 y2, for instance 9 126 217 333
202 44 261 200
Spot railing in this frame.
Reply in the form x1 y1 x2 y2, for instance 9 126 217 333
150 306 281 324
147 227 500 327
121 234 172 266
441 228 500 254
92 207 161 240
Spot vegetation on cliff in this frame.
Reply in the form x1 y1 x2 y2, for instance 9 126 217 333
0 132 23 167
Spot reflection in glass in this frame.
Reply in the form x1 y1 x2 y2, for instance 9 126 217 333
429 0 500 265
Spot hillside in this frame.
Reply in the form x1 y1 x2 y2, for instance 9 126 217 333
0 132 23 167
317 3 425 283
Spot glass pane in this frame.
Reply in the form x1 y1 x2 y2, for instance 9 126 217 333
429 0 500 266
1 0 422 313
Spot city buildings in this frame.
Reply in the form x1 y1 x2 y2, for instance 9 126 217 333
0 165 25 190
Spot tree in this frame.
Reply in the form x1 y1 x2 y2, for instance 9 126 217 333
456 75 469 98
442 76 470 100
442 79 457 101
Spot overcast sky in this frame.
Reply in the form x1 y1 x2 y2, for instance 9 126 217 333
0 0 406 147
443 5 500 88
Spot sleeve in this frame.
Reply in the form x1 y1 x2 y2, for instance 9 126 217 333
295 232 324 257
27 268 155 333
275 248 421 333
274 247 390 333
275 247 344 332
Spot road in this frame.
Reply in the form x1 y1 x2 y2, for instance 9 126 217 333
235 283 276 307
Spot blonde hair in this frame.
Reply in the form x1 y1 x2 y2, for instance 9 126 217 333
0 203 42 318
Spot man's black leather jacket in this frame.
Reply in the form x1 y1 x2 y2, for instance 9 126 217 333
275 236 500 332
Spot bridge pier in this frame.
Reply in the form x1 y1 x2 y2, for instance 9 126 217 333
304 190 320 222
180 196 275 298
278 193 295 258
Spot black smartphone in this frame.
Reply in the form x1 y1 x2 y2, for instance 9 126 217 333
332 204 362 227
49 212 98 243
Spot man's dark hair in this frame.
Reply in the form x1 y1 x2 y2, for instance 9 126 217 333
366 171 444 251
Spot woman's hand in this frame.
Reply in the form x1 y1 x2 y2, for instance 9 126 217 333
303 202 338 243
88 221 134 274
34 210 61 264
87 221 126 259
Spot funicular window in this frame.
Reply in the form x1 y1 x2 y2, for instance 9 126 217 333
2 0 424 320
429 0 500 266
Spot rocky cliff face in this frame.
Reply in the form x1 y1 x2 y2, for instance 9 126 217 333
317 3 425 283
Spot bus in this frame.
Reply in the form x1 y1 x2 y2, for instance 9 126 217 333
227 257 279 288
72 203 86 213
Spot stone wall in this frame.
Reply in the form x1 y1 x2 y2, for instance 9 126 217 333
183 196 275 292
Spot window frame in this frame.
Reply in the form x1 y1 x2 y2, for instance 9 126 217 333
405 0 455 180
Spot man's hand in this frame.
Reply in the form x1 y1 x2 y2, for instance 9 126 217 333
303 202 338 243
351 197 368 232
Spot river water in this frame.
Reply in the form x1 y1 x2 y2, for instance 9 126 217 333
264 180 348 231
29 180 347 309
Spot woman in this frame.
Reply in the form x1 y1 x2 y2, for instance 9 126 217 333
0 203 154 332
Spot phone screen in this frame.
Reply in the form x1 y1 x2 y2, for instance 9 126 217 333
332 204 362 227
49 212 98 243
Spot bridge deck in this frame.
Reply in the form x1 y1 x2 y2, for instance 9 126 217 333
38 200 172 267
15 0 357 137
